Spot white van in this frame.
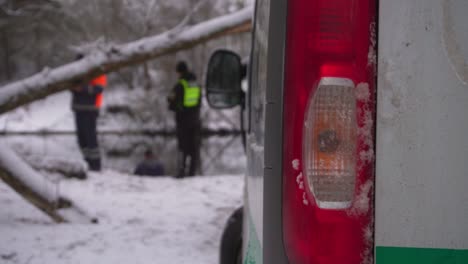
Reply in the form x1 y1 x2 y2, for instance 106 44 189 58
206 0 468 263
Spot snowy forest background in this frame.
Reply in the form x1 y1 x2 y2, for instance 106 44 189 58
0 1 253 263
0 0 252 176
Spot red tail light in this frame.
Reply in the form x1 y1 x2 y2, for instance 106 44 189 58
282 0 376 263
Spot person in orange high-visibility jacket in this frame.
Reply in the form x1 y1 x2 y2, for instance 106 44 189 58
71 59 107 171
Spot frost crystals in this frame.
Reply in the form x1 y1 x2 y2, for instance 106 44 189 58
292 159 300 170
292 159 308 206
302 193 309 205
296 173 304 190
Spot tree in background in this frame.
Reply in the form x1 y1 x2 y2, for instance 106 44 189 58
0 0 251 130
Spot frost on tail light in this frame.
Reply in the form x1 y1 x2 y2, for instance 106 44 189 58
304 77 357 209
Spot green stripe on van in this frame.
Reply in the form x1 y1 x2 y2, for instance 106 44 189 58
376 246 468 264
244 212 262 264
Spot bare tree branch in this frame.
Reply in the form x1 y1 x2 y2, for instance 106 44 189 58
142 0 159 35
0 0 60 16
0 6 253 115
169 0 209 36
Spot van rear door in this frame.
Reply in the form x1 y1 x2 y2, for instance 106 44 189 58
375 0 468 262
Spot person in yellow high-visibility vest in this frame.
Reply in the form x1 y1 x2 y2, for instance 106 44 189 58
167 61 202 178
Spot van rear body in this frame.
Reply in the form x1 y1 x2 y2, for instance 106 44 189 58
207 0 468 263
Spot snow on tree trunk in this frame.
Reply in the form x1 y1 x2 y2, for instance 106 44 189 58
0 143 65 222
0 6 253 115
0 144 98 223
24 155 88 180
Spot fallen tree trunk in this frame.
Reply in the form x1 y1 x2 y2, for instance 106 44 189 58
0 144 96 223
0 170 66 223
0 7 252 115
24 155 88 180
0 144 65 222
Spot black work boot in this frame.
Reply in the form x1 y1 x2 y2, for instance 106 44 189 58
87 158 101 172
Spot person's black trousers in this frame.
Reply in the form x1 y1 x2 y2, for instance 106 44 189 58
74 111 101 171
176 120 201 178
177 148 200 177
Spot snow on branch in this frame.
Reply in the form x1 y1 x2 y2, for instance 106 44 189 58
0 6 253 115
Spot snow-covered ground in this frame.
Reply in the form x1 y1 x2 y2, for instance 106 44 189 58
0 172 243 264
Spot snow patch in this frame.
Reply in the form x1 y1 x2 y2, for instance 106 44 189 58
361 248 373 264
367 22 377 68
358 106 375 157
291 159 308 205
356 81 374 152
296 172 304 190
359 149 375 164
292 159 300 170
363 225 373 244
0 172 243 264
0 91 73 132
302 192 309 206
24 155 88 180
250 141 264 154
360 224 374 264
347 180 373 216
355 83 370 102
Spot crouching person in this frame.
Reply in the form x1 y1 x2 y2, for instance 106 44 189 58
134 149 165 177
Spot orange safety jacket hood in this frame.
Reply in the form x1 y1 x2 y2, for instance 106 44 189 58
91 75 107 108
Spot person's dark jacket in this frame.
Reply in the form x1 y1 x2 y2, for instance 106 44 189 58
167 71 201 154
134 160 165 177
72 75 106 112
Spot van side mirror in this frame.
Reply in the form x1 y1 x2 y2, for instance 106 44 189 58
205 50 243 109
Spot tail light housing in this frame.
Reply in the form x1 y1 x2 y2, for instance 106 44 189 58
304 77 357 210
282 0 377 263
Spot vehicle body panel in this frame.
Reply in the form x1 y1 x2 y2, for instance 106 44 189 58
261 0 288 263
214 0 468 263
242 0 272 262
375 0 468 262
